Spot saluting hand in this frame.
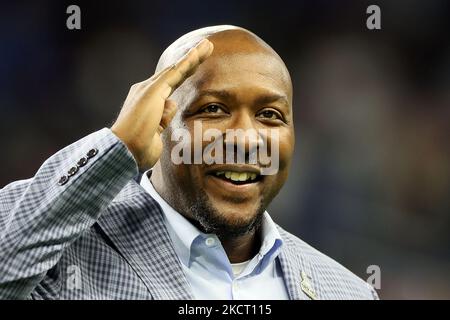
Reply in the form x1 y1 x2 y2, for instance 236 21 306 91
111 39 214 170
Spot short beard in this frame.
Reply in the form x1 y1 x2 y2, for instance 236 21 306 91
187 192 265 239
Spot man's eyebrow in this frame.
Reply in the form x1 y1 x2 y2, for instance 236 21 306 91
196 89 289 107
254 93 289 107
196 89 236 102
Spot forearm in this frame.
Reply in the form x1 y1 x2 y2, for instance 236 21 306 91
0 128 138 299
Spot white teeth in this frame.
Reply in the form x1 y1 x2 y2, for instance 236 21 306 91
230 172 240 181
215 171 258 182
238 173 248 181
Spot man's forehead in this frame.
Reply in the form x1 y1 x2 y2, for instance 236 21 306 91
191 52 292 98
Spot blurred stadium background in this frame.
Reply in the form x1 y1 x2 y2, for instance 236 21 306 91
0 0 449 299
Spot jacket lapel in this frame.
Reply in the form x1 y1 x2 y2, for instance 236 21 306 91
97 180 193 300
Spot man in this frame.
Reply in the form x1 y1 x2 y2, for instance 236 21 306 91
0 25 378 300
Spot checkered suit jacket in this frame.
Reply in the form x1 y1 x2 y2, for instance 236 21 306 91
0 129 378 300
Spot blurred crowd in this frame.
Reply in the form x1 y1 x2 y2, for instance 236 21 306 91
0 0 449 299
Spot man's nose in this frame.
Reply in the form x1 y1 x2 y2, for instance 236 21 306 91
223 112 260 162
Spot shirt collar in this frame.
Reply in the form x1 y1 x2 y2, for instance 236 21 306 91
140 170 284 269
140 170 201 266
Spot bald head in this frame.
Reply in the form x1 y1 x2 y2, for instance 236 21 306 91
156 26 291 88
156 25 242 72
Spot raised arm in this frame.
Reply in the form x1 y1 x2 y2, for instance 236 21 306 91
0 39 213 299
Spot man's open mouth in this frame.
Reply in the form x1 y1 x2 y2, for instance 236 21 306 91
208 170 263 185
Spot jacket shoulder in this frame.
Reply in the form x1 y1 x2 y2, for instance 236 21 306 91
277 226 379 300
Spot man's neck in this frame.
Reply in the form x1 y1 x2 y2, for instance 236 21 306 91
219 231 261 263
150 165 261 264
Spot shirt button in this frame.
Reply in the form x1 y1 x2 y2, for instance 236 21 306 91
86 148 98 159
77 157 88 167
232 282 239 290
67 166 79 177
205 237 216 247
58 175 69 186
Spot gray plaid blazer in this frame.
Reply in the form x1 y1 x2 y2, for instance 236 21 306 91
0 129 378 300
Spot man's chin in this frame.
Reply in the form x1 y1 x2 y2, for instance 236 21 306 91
200 213 263 238
192 198 264 238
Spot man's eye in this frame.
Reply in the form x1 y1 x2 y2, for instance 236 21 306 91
258 110 282 120
201 104 224 114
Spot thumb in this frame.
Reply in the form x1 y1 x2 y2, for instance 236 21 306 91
159 99 178 133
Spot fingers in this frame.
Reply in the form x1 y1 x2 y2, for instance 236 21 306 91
154 38 214 96
130 38 213 103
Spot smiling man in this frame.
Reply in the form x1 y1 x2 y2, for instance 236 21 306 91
0 25 378 300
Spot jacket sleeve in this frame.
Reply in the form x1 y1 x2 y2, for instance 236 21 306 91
0 128 138 299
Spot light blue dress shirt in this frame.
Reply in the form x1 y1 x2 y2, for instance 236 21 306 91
140 171 290 300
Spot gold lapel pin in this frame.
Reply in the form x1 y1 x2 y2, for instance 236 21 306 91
301 271 317 300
